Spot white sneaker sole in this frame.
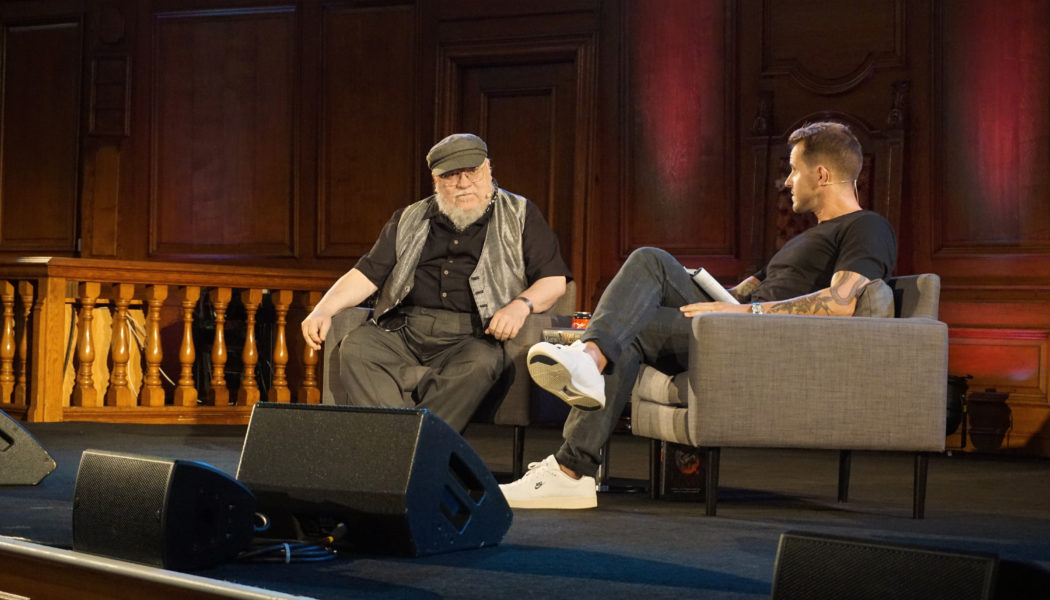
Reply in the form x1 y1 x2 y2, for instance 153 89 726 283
527 348 605 410
503 494 598 510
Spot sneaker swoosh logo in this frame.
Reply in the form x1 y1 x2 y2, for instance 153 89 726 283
534 482 543 490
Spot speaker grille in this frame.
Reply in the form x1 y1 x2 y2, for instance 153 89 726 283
772 532 997 600
73 451 174 566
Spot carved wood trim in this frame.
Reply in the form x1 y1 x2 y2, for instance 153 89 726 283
759 0 906 95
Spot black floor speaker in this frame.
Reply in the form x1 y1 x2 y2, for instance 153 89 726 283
72 449 256 571
771 531 998 600
0 409 56 485
235 403 513 557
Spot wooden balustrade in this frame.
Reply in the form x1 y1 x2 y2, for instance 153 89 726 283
0 257 339 424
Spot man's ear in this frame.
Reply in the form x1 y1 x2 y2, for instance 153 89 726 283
816 165 827 184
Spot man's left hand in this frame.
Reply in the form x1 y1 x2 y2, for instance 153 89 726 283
679 301 749 318
485 299 531 341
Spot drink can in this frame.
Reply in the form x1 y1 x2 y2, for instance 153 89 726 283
572 312 591 329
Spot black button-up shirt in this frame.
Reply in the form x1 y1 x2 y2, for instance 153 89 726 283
355 187 571 313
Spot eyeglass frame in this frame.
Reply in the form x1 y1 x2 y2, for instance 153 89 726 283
434 161 488 187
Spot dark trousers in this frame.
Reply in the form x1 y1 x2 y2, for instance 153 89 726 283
337 306 504 432
556 247 711 477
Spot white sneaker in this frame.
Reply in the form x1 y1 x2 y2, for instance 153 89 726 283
527 340 606 410
499 455 597 509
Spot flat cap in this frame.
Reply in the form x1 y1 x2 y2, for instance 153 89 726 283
426 133 488 175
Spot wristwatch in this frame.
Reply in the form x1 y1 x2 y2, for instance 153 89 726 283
750 302 764 314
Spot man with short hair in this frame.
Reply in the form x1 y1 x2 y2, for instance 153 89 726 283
302 133 571 432
500 121 897 509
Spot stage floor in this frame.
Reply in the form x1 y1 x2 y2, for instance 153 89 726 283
2 420 1050 599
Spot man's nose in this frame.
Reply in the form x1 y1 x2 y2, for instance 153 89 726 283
456 173 472 188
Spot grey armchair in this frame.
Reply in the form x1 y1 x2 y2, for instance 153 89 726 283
630 274 948 518
322 281 576 479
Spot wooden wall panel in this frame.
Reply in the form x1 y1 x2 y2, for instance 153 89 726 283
924 0 1050 282
0 18 82 253
150 6 297 259
436 37 596 293
949 328 1049 453
622 0 734 262
318 4 418 258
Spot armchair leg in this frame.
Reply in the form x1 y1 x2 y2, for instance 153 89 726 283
649 439 660 500
913 452 929 519
512 426 525 480
704 447 720 516
595 439 610 491
838 450 852 503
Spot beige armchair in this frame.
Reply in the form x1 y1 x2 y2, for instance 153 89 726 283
322 282 576 479
630 274 947 518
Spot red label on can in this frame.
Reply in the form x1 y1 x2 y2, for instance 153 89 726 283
572 312 591 329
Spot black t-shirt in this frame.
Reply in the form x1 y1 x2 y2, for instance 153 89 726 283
751 210 897 302
354 188 572 313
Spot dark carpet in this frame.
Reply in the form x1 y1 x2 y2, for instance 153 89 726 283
2 420 1049 599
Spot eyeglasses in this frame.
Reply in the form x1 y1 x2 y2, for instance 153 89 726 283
436 163 486 187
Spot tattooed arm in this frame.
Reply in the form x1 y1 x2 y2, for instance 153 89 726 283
763 270 870 316
680 270 870 318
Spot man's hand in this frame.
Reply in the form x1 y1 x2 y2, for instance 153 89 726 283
301 311 332 351
679 301 749 318
485 298 531 341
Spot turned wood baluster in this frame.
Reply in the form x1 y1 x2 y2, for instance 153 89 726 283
237 289 262 406
105 283 136 407
14 280 34 407
297 290 321 404
72 282 101 407
142 285 168 407
268 289 292 403
0 281 15 403
173 286 200 406
208 287 232 406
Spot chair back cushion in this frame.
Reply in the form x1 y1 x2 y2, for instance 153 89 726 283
888 274 941 319
852 279 894 318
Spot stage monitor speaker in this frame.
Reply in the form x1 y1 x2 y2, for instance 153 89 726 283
235 403 512 557
0 409 56 485
771 531 998 600
72 449 256 571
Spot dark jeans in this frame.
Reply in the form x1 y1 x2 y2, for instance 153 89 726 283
337 306 504 433
555 247 711 477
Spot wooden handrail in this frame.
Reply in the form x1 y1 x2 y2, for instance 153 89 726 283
0 257 341 425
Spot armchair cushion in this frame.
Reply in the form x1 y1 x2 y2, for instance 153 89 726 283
852 279 894 318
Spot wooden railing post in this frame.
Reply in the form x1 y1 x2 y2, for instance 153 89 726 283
142 285 168 407
207 287 232 406
105 283 136 407
0 281 15 403
13 280 33 407
298 290 321 404
72 282 101 408
174 286 200 407
268 289 292 403
237 288 262 406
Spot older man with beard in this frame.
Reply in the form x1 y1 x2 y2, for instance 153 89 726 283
302 133 571 432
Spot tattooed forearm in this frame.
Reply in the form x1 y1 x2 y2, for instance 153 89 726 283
764 270 870 316
766 292 836 315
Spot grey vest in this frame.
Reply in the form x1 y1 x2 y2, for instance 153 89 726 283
372 189 529 322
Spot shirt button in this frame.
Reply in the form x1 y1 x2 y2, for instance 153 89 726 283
453 240 459 245
441 292 447 298
443 270 449 275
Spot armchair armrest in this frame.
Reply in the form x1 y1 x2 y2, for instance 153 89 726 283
686 313 948 451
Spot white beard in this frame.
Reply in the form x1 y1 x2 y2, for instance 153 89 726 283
435 187 492 231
